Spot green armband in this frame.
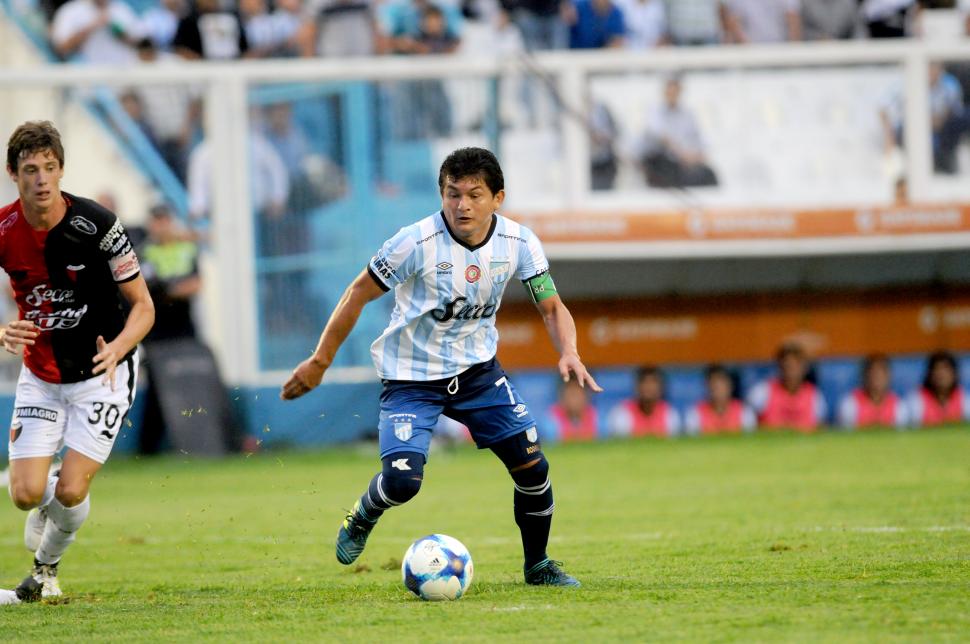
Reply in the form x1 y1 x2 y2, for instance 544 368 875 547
525 271 558 303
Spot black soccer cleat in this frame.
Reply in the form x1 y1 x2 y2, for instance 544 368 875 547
14 575 42 603
335 501 377 565
524 559 581 587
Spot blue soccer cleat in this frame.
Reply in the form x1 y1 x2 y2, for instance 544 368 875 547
335 501 377 565
524 559 581 587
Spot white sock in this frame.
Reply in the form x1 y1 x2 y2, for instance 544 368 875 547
39 475 56 509
35 496 90 565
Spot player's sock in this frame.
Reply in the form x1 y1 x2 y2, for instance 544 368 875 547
35 495 90 565
510 458 554 571
357 452 426 521
39 475 56 508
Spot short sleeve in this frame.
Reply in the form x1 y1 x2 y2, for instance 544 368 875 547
666 406 682 436
368 227 418 291
740 405 757 432
906 391 923 426
98 217 141 283
605 403 631 437
894 398 910 428
746 381 769 415
515 227 550 282
684 405 701 436
837 394 857 428
814 390 828 424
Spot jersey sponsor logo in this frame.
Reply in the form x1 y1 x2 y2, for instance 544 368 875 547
0 212 17 235
109 250 140 281
430 296 497 323
25 283 74 306
9 422 22 443
391 458 411 471
489 259 510 284
98 219 125 252
465 265 481 283
15 406 59 422
69 216 98 235
110 236 130 255
497 232 525 243
418 230 443 244
26 304 89 330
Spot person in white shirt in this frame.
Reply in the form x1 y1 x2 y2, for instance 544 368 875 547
617 0 666 49
51 0 145 64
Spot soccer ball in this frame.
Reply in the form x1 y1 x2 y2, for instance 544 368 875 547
401 534 474 601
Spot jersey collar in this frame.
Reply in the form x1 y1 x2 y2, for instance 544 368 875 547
438 210 497 252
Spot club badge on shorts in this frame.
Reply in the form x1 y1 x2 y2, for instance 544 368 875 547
526 427 538 443
9 422 22 443
394 421 413 442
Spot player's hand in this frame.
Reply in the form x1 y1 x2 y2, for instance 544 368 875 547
281 356 327 400
92 335 121 391
2 320 39 355
558 352 603 393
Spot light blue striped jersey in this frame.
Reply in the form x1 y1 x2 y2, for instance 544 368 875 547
367 211 549 381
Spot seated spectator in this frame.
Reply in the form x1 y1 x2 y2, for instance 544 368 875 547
801 0 858 40
617 0 666 49
747 343 827 432
838 354 908 430
546 378 599 442
589 100 619 190
300 0 377 57
172 0 249 60
721 0 801 43
862 0 920 38
568 0 626 49
510 0 570 51
380 0 463 52
140 0 187 51
606 365 681 437
662 0 724 46
907 350 970 427
685 364 756 435
51 0 146 64
639 74 718 188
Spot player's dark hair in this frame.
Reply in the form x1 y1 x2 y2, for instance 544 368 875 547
438 147 504 196
636 365 663 384
705 363 740 399
7 120 64 173
775 342 806 363
922 350 959 394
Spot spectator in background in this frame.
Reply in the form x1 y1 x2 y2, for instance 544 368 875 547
118 89 161 148
685 364 756 435
568 0 626 49
51 0 145 63
721 0 801 43
589 100 619 190
242 0 301 57
606 365 681 437
140 0 187 51
172 0 249 60
617 0 666 49
134 37 202 182
662 0 723 46
639 74 718 188
546 378 599 441
139 204 201 341
907 350 970 426
747 343 827 432
509 0 570 51
862 0 920 38
299 0 377 57
838 354 909 430
801 0 858 40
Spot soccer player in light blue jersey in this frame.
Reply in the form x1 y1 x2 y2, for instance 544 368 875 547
282 147 601 586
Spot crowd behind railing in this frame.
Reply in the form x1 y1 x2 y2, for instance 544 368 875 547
520 344 970 443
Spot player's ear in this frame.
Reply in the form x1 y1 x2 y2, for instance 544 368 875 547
493 189 505 209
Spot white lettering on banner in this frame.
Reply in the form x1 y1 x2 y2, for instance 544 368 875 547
918 306 970 334
589 316 698 346
877 209 962 230
530 218 628 237
690 212 797 237
25 284 74 306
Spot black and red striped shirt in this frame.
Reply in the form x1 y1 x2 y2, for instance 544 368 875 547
0 193 141 383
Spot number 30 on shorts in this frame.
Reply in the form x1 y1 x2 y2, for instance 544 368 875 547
88 402 122 430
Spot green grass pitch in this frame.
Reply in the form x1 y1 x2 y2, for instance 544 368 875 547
0 429 968 641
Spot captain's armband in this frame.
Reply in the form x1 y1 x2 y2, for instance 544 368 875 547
525 271 557 304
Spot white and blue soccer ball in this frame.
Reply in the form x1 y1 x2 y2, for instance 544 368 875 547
401 534 474 601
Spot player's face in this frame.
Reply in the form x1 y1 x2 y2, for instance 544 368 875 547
8 149 63 213
865 362 890 396
561 382 588 415
930 361 956 394
780 354 806 387
441 175 504 246
707 372 732 405
637 374 662 403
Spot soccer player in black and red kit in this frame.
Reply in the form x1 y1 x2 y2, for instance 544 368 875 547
0 121 154 605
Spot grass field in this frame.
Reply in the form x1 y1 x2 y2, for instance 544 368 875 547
0 429 968 641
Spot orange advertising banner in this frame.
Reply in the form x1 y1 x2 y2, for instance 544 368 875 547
509 204 970 243
495 289 970 369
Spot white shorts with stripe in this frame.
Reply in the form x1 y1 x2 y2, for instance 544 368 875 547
8 353 139 464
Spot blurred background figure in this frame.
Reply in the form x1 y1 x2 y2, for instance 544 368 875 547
747 343 827 432
140 0 187 51
800 0 859 40
607 365 681 437
139 203 201 341
568 0 626 49
685 364 756 435
907 350 970 427
862 0 920 38
661 0 724 46
617 0 666 50
838 354 909 430
510 0 570 51
51 0 145 63
545 378 600 442
721 0 801 44
639 74 718 188
301 0 377 57
172 0 249 60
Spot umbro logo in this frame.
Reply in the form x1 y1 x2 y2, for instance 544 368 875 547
436 262 453 274
391 458 411 471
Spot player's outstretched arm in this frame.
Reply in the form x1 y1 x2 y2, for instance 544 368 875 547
281 269 385 400
535 294 602 392
93 274 155 390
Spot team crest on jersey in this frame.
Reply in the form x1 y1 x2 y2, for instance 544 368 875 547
69 216 98 235
9 422 22 443
489 260 510 284
0 212 17 235
465 265 481 283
